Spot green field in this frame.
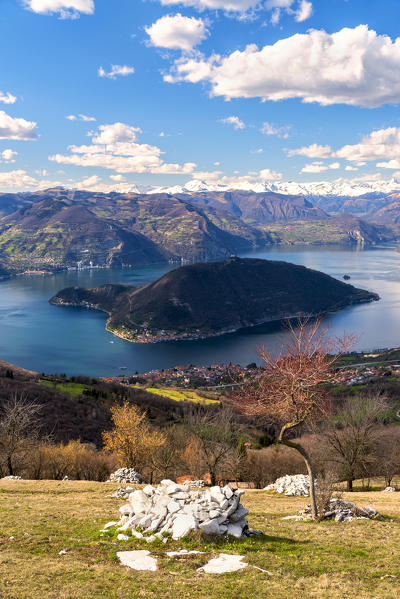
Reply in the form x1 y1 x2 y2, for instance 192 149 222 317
1 480 400 599
39 379 90 397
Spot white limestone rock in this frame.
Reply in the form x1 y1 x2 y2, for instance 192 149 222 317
172 514 198 540
200 518 221 535
117 550 157 571
198 554 248 574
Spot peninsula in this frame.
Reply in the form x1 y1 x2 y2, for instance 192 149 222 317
49 257 379 343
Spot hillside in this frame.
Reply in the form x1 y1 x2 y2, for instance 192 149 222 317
0 193 270 272
50 256 379 342
0 189 396 275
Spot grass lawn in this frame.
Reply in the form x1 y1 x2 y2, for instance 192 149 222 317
39 380 90 397
1 481 400 598
145 387 219 404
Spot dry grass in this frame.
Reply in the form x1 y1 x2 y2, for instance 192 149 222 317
1 480 400 599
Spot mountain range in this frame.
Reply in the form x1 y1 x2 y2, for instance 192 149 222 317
0 188 397 274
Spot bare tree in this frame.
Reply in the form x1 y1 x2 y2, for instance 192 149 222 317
374 426 400 487
323 393 385 491
233 318 355 520
185 407 239 486
0 392 42 476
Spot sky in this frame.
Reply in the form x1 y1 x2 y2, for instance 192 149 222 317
2 0 400 192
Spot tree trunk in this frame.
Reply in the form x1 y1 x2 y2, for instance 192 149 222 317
347 478 353 491
7 454 13 476
281 440 318 520
210 469 217 486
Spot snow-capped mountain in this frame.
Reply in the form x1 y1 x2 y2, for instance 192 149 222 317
148 178 400 198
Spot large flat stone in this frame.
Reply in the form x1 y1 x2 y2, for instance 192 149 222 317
198 554 248 574
117 550 157 571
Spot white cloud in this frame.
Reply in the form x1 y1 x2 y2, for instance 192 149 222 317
98 65 135 79
295 0 312 22
24 0 94 17
0 91 17 105
0 111 39 140
287 143 332 158
259 168 283 180
301 161 340 173
165 25 400 108
66 114 96 122
261 121 290 138
110 174 126 181
189 167 283 187
376 159 400 169
49 122 197 174
157 0 312 20
219 115 245 129
146 14 208 51
0 169 37 189
1 149 18 163
335 127 400 162
159 0 259 13
345 165 358 171
251 148 263 154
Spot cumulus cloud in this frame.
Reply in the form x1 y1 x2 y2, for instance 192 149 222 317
1 149 18 163
0 91 17 105
165 25 400 108
146 14 208 51
261 121 290 138
287 143 332 158
49 122 197 174
110 174 126 181
219 116 245 129
98 65 134 79
376 159 400 169
345 165 358 171
0 111 39 140
295 0 312 22
24 0 94 18
66 114 96 122
301 161 340 173
335 127 400 162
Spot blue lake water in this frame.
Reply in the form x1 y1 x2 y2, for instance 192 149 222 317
1 243 400 377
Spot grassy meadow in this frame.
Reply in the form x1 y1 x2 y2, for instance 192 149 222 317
1 480 399 599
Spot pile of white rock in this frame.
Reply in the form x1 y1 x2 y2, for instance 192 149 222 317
104 479 262 541
109 486 136 500
184 480 206 488
264 474 311 497
109 468 144 484
383 486 397 492
299 498 383 522
1 475 22 480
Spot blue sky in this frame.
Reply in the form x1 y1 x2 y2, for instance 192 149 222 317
2 0 400 192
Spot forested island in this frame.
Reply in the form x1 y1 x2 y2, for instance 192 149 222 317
50 257 379 343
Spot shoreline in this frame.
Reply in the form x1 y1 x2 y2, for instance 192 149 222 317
51 291 379 345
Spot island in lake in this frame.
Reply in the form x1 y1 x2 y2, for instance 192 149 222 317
49 257 379 343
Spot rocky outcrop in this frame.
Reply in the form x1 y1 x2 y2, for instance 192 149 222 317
104 480 262 541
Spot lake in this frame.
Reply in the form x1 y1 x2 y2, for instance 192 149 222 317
1 243 400 377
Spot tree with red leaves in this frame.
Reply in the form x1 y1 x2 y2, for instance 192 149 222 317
233 318 356 520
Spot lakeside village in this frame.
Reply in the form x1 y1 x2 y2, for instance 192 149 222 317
100 352 400 391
